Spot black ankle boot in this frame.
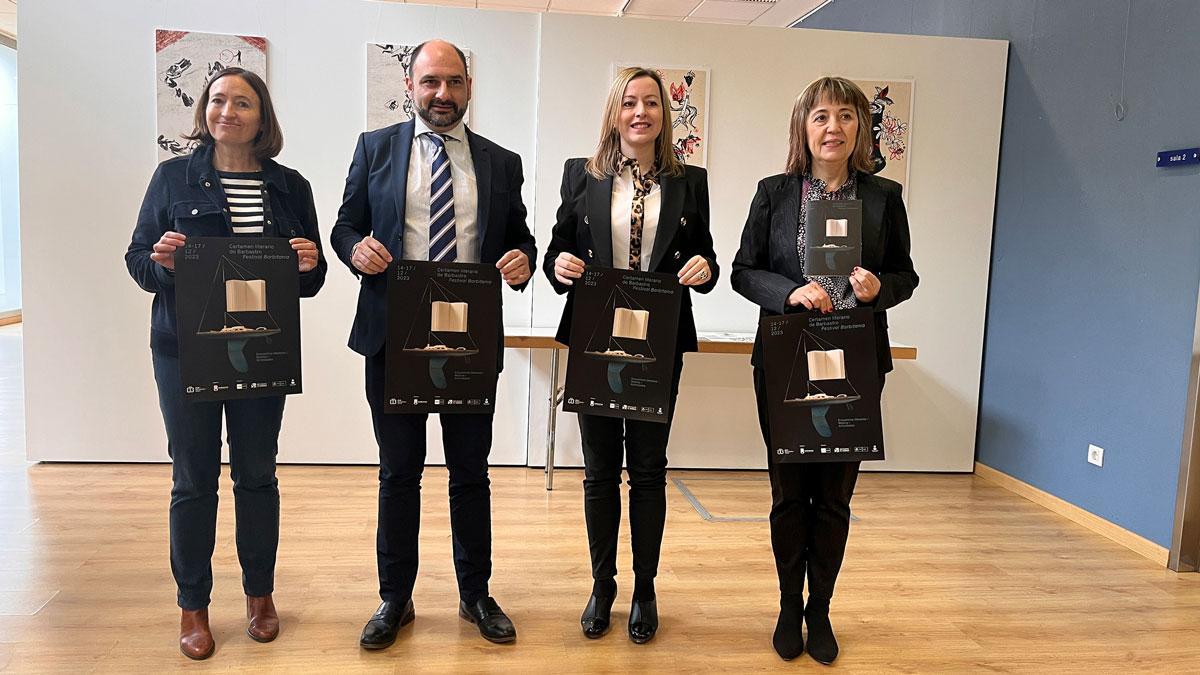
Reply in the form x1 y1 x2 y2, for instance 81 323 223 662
772 595 804 660
804 599 838 665
581 580 616 639
628 597 658 644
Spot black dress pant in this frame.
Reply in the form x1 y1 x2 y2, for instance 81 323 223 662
152 351 284 611
578 356 684 582
366 351 494 605
753 367 867 602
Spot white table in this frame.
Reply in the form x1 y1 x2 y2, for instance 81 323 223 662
504 326 917 490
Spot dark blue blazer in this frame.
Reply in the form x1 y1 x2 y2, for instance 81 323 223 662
125 143 327 356
541 158 719 354
731 171 918 374
330 120 537 360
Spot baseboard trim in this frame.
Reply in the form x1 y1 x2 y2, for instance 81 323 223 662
0 311 21 327
974 462 1169 566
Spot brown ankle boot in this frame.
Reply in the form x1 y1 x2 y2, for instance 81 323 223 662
180 608 215 660
246 594 280 643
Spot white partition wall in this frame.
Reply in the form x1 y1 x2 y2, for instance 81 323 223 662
528 14 1008 472
20 2 1006 471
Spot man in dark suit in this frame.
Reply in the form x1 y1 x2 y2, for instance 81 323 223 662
330 39 535 649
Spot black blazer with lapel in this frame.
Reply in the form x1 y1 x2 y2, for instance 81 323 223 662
330 120 537 362
730 171 918 374
542 158 719 354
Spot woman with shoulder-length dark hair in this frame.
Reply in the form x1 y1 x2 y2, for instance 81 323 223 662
125 67 326 660
543 66 718 644
731 76 918 665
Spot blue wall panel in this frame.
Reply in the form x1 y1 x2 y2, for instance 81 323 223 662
802 0 1200 547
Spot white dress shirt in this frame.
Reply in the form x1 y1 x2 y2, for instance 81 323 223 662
403 115 480 262
610 161 661 271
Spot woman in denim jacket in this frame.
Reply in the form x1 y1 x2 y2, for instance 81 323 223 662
125 67 325 660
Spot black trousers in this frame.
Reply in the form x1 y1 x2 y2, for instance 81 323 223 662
152 351 284 611
753 367 869 602
366 351 494 605
578 356 684 582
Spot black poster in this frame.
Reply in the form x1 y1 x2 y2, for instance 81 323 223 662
804 199 862 276
562 267 683 423
174 237 302 402
761 307 883 463
386 260 501 414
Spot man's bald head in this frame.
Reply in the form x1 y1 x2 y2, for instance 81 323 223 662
408 40 468 80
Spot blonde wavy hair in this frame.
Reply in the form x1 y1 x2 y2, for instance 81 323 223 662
785 76 874 177
586 67 685 180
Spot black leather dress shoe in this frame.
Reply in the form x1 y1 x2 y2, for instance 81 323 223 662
628 598 658 644
459 597 516 644
580 592 616 639
359 599 414 650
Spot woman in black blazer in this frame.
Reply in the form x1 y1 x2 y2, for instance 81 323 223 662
543 66 718 644
732 77 918 665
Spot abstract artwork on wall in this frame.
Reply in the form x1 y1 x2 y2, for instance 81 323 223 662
615 65 709 168
366 43 473 131
850 78 913 196
155 30 267 161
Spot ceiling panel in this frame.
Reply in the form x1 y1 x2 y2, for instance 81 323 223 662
418 0 479 7
752 0 829 26
477 0 549 9
623 0 703 18
688 0 773 22
548 0 626 14
683 15 752 25
0 0 15 41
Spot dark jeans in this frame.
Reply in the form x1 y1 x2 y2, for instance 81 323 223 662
753 367 880 602
578 357 684 582
152 351 285 611
365 352 494 605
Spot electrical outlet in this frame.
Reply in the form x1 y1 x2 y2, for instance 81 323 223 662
1087 444 1104 467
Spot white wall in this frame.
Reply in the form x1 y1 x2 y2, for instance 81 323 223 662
528 14 1007 471
20 2 1006 472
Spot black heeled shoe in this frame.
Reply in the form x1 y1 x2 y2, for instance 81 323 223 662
628 598 658 644
580 592 616 639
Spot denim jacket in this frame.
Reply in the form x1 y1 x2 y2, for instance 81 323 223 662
125 144 327 356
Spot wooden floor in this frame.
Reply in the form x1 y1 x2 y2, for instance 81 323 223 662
3 322 1200 672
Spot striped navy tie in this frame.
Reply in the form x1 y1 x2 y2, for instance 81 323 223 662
427 133 457 263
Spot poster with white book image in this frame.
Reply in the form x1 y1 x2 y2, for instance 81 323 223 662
804 199 861 277
761 308 883 463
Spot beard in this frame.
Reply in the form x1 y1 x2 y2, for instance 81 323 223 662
416 97 466 129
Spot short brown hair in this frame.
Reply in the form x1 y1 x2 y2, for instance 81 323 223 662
586 67 685 180
184 67 283 160
785 76 873 177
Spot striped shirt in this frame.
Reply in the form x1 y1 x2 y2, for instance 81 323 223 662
218 171 266 235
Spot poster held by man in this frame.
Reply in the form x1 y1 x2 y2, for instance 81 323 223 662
174 237 302 401
562 267 683 423
385 260 501 414
761 307 883 463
